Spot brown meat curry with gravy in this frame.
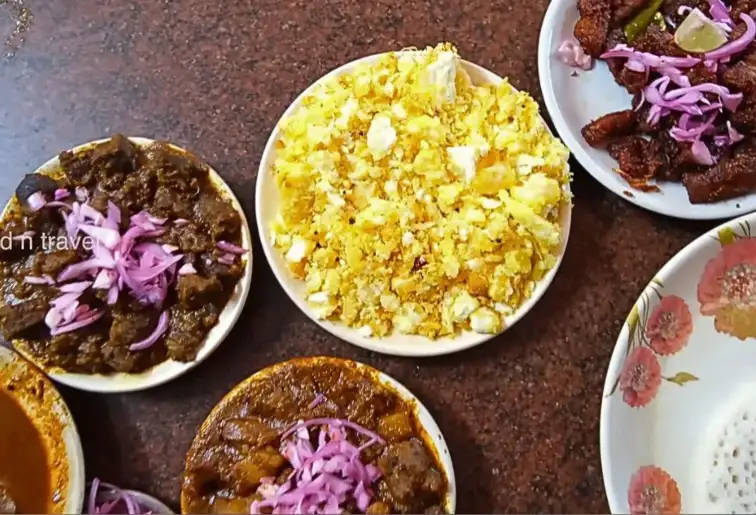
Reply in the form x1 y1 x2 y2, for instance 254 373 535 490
182 361 449 514
0 135 245 374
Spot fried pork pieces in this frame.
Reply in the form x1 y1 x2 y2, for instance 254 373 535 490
575 0 756 203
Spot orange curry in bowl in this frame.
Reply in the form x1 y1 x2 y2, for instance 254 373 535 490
0 386 51 514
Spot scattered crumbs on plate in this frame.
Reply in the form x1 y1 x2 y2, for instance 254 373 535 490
737 203 741 208
571 71 579 77
623 190 635 198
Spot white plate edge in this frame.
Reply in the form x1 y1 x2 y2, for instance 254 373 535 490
598 210 756 512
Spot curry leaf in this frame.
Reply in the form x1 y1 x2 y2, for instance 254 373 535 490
665 372 699 386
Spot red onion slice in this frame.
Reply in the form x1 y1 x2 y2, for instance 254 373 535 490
252 413 385 515
556 39 593 70
24 275 55 285
128 311 169 351
88 478 100 515
50 309 103 336
216 241 247 255
147 213 167 225
119 226 147 256
707 0 732 23
662 82 743 111
61 300 80 324
601 44 701 68
78 224 121 250
58 257 115 282
670 113 718 141
46 201 72 209
54 188 70 201
50 292 82 309
45 308 63 329
86 478 157 515
107 201 122 224
281 418 385 444
644 85 704 115
691 140 715 165
59 280 93 294
80 204 105 225
141 228 167 238
309 394 326 409
127 254 184 283
625 57 646 73
728 121 745 143
131 211 166 230
706 13 756 61
106 285 119 305
217 254 236 265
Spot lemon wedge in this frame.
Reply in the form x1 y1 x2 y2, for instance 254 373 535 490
674 8 728 53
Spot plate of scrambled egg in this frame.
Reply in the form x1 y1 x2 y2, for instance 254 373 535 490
256 43 572 356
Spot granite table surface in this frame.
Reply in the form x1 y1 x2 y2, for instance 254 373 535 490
0 0 718 512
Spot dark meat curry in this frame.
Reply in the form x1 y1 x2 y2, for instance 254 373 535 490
574 0 756 202
0 135 246 374
182 359 450 514
0 387 50 514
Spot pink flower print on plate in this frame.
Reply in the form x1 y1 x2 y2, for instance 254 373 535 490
619 347 662 408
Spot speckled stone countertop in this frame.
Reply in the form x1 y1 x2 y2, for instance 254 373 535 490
0 0 718 512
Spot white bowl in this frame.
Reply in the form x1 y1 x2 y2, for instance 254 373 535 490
0 346 86 514
601 212 756 513
538 0 756 220
93 487 174 514
256 52 572 356
181 356 456 513
4 137 253 393
124 490 174 514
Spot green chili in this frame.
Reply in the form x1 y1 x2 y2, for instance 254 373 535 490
623 0 665 43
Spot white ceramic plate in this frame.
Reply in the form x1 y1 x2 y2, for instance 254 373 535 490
256 52 572 356
4 137 253 393
539 0 756 220
601 212 756 513
181 356 456 513
0 346 85 514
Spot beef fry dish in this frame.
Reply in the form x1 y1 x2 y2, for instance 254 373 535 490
182 360 450 515
0 135 247 374
573 0 756 203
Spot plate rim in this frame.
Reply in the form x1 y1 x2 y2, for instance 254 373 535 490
4 136 254 393
599 209 756 512
255 50 573 357
538 0 756 220
179 356 457 513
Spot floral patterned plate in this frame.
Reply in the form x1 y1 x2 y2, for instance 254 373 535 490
601 212 756 514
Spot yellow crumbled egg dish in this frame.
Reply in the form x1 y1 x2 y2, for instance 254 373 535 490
270 42 571 339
